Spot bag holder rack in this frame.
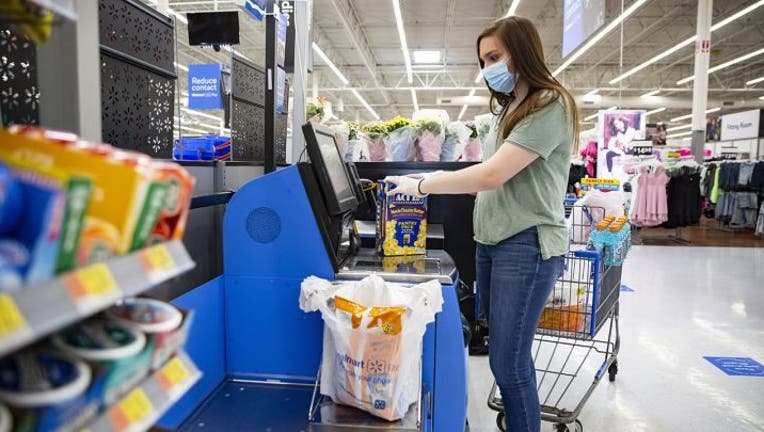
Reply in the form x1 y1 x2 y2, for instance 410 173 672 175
307 360 424 431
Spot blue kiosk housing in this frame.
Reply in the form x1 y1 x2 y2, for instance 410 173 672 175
157 124 468 431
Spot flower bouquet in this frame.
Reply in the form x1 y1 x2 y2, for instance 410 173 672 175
441 122 471 161
344 122 368 161
415 117 445 162
462 121 482 161
362 121 387 161
384 116 416 161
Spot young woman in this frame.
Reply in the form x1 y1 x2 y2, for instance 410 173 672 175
387 16 579 432
605 115 637 173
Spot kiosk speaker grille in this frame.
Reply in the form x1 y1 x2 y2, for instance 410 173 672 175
246 207 282 243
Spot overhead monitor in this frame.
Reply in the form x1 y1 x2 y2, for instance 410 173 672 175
302 122 359 216
562 0 605 58
187 11 240 46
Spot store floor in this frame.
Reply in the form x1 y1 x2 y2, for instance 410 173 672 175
633 217 762 247
467 245 764 432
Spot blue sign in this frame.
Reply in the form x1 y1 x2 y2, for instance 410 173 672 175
620 285 634 292
704 357 764 377
188 64 223 110
275 67 286 114
244 0 267 21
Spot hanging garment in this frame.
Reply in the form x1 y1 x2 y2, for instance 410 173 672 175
750 161 764 191
631 165 669 227
710 166 721 204
738 161 756 187
730 192 759 227
756 203 764 236
664 171 702 228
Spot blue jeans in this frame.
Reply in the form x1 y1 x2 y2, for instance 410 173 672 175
476 227 564 432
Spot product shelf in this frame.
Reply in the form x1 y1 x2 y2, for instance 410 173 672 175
0 240 195 357
86 350 201 432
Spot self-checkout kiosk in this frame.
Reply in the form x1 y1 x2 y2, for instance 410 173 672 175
159 122 468 431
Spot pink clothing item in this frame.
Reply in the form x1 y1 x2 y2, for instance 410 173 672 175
631 165 669 227
580 141 598 177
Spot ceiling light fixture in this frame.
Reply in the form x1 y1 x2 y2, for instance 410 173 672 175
457 89 477 121
583 106 618 122
174 62 189 72
666 130 693 139
670 107 720 122
175 125 209 134
505 0 521 17
350 88 380 120
411 88 419 111
676 47 764 85
312 42 350 85
610 1 764 84
645 107 667 116
666 124 692 132
747 76 764 85
584 89 599 97
392 0 413 84
182 108 223 121
759 95 764 100
640 89 660 98
412 50 441 64
553 0 648 77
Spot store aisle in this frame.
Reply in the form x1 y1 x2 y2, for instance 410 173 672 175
467 246 764 432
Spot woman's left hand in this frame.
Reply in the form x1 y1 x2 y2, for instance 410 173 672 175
385 176 426 198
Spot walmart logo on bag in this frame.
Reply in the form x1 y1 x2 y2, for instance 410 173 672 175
337 353 365 369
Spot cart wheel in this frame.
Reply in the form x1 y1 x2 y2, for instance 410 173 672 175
608 361 619 382
556 420 583 432
496 412 506 431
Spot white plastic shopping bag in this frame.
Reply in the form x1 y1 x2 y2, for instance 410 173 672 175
299 275 443 421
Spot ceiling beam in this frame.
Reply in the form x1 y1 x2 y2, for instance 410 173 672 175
327 0 391 105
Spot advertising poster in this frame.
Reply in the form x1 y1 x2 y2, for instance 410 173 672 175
720 109 760 141
187 64 223 110
646 123 667 146
597 109 646 179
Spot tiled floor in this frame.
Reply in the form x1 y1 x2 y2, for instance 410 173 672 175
467 246 764 432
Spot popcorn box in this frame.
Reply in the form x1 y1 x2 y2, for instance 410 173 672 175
376 180 428 256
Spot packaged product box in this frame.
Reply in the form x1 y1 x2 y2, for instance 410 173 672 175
147 162 196 245
0 166 66 286
376 180 428 256
0 128 153 265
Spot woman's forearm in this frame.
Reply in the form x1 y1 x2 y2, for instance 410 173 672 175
419 142 539 195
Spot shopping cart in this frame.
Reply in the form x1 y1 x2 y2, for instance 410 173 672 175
487 203 624 432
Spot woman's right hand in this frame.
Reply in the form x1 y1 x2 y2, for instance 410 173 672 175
406 170 444 180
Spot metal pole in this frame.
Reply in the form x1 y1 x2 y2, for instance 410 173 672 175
290 0 311 164
690 0 713 164
265 0 276 173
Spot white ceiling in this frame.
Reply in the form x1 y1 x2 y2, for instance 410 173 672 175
152 0 764 130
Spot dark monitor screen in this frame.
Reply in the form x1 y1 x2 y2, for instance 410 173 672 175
187 12 240 46
303 122 358 216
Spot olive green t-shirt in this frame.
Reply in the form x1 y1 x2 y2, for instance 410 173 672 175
473 95 573 259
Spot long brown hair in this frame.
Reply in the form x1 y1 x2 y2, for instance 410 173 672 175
477 16 580 146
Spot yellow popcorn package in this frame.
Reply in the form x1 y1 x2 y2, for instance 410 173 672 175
376 180 427 256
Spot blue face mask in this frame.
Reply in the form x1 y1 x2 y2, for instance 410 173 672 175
482 60 518 94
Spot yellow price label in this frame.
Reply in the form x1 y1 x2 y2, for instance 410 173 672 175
141 244 175 273
63 263 118 300
0 293 27 338
156 357 191 391
109 388 154 431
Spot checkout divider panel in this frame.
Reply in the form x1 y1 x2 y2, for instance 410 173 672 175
222 166 335 378
225 276 323 380
159 276 227 429
433 280 469 431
